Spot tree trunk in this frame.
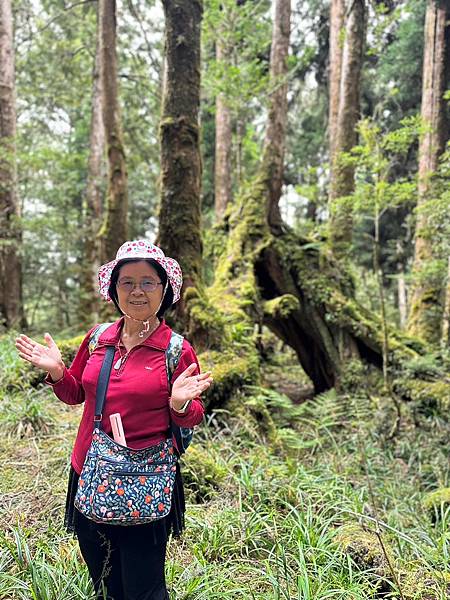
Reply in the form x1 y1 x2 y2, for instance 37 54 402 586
189 0 429 405
407 0 450 343
328 0 365 256
398 269 407 329
0 0 25 331
214 36 233 221
157 0 203 326
261 0 291 232
98 0 128 263
328 0 345 162
235 115 244 186
441 256 450 348
80 1 105 326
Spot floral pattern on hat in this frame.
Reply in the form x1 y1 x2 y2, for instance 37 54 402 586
98 240 183 303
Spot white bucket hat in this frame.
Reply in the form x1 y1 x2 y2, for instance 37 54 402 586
98 240 183 304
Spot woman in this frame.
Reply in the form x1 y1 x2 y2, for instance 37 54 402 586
15 240 213 600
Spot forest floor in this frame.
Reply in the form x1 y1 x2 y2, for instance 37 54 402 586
0 332 449 600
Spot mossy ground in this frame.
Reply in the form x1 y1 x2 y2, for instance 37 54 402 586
0 332 449 599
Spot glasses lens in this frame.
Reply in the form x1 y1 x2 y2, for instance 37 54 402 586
118 280 134 292
141 280 158 292
118 279 159 292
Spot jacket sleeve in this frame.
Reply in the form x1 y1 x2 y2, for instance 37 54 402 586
44 325 98 405
169 339 205 428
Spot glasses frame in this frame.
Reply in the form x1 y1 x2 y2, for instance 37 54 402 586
117 278 163 294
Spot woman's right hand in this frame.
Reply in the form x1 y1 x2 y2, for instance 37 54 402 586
15 333 65 381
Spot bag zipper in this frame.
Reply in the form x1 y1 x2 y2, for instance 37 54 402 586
97 456 175 467
110 471 166 478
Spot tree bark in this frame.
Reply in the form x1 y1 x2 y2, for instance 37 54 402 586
407 0 450 343
0 0 25 331
98 0 128 263
214 35 233 221
328 0 345 162
398 269 407 329
328 0 365 256
261 0 291 231
157 0 203 325
80 1 105 325
441 256 450 348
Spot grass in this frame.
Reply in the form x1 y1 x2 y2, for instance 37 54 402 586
0 332 449 599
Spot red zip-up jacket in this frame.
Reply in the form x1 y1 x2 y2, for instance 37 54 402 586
45 317 205 474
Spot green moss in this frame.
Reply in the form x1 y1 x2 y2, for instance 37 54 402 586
399 567 450 599
335 526 450 598
335 524 391 578
199 349 260 411
181 445 228 502
184 286 226 351
263 295 300 319
407 283 443 346
271 228 427 370
394 378 450 412
423 487 450 515
185 175 269 410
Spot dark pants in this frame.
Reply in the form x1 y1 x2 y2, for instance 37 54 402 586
75 510 170 600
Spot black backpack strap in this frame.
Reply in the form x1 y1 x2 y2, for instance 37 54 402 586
93 345 115 429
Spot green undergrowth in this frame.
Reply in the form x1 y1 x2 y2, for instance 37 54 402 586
1 333 449 599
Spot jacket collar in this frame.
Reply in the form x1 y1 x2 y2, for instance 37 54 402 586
97 316 172 351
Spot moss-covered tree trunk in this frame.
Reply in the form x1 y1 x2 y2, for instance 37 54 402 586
80 1 105 326
328 0 365 257
0 0 25 331
98 0 128 263
157 0 203 325
407 0 450 343
187 0 429 401
214 35 233 222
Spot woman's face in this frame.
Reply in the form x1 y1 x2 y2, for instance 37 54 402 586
116 260 164 320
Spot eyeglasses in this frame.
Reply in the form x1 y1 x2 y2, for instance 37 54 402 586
117 278 163 293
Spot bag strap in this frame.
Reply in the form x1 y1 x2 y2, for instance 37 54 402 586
91 329 188 453
166 331 186 454
165 331 184 383
88 322 114 355
93 345 115 429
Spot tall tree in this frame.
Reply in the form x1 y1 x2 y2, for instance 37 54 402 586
328 0 366 257
98 0 128 263
442 256 450 347
407 0 450 343
262 0 291 231
328 0 345 162
157 0 203 323
0 0 24 330
80 1 105 325
214 34 233 221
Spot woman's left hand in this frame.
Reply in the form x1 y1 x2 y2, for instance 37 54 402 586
170 363 213 411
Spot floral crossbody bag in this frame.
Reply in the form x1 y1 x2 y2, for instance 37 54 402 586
74 327 193 525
